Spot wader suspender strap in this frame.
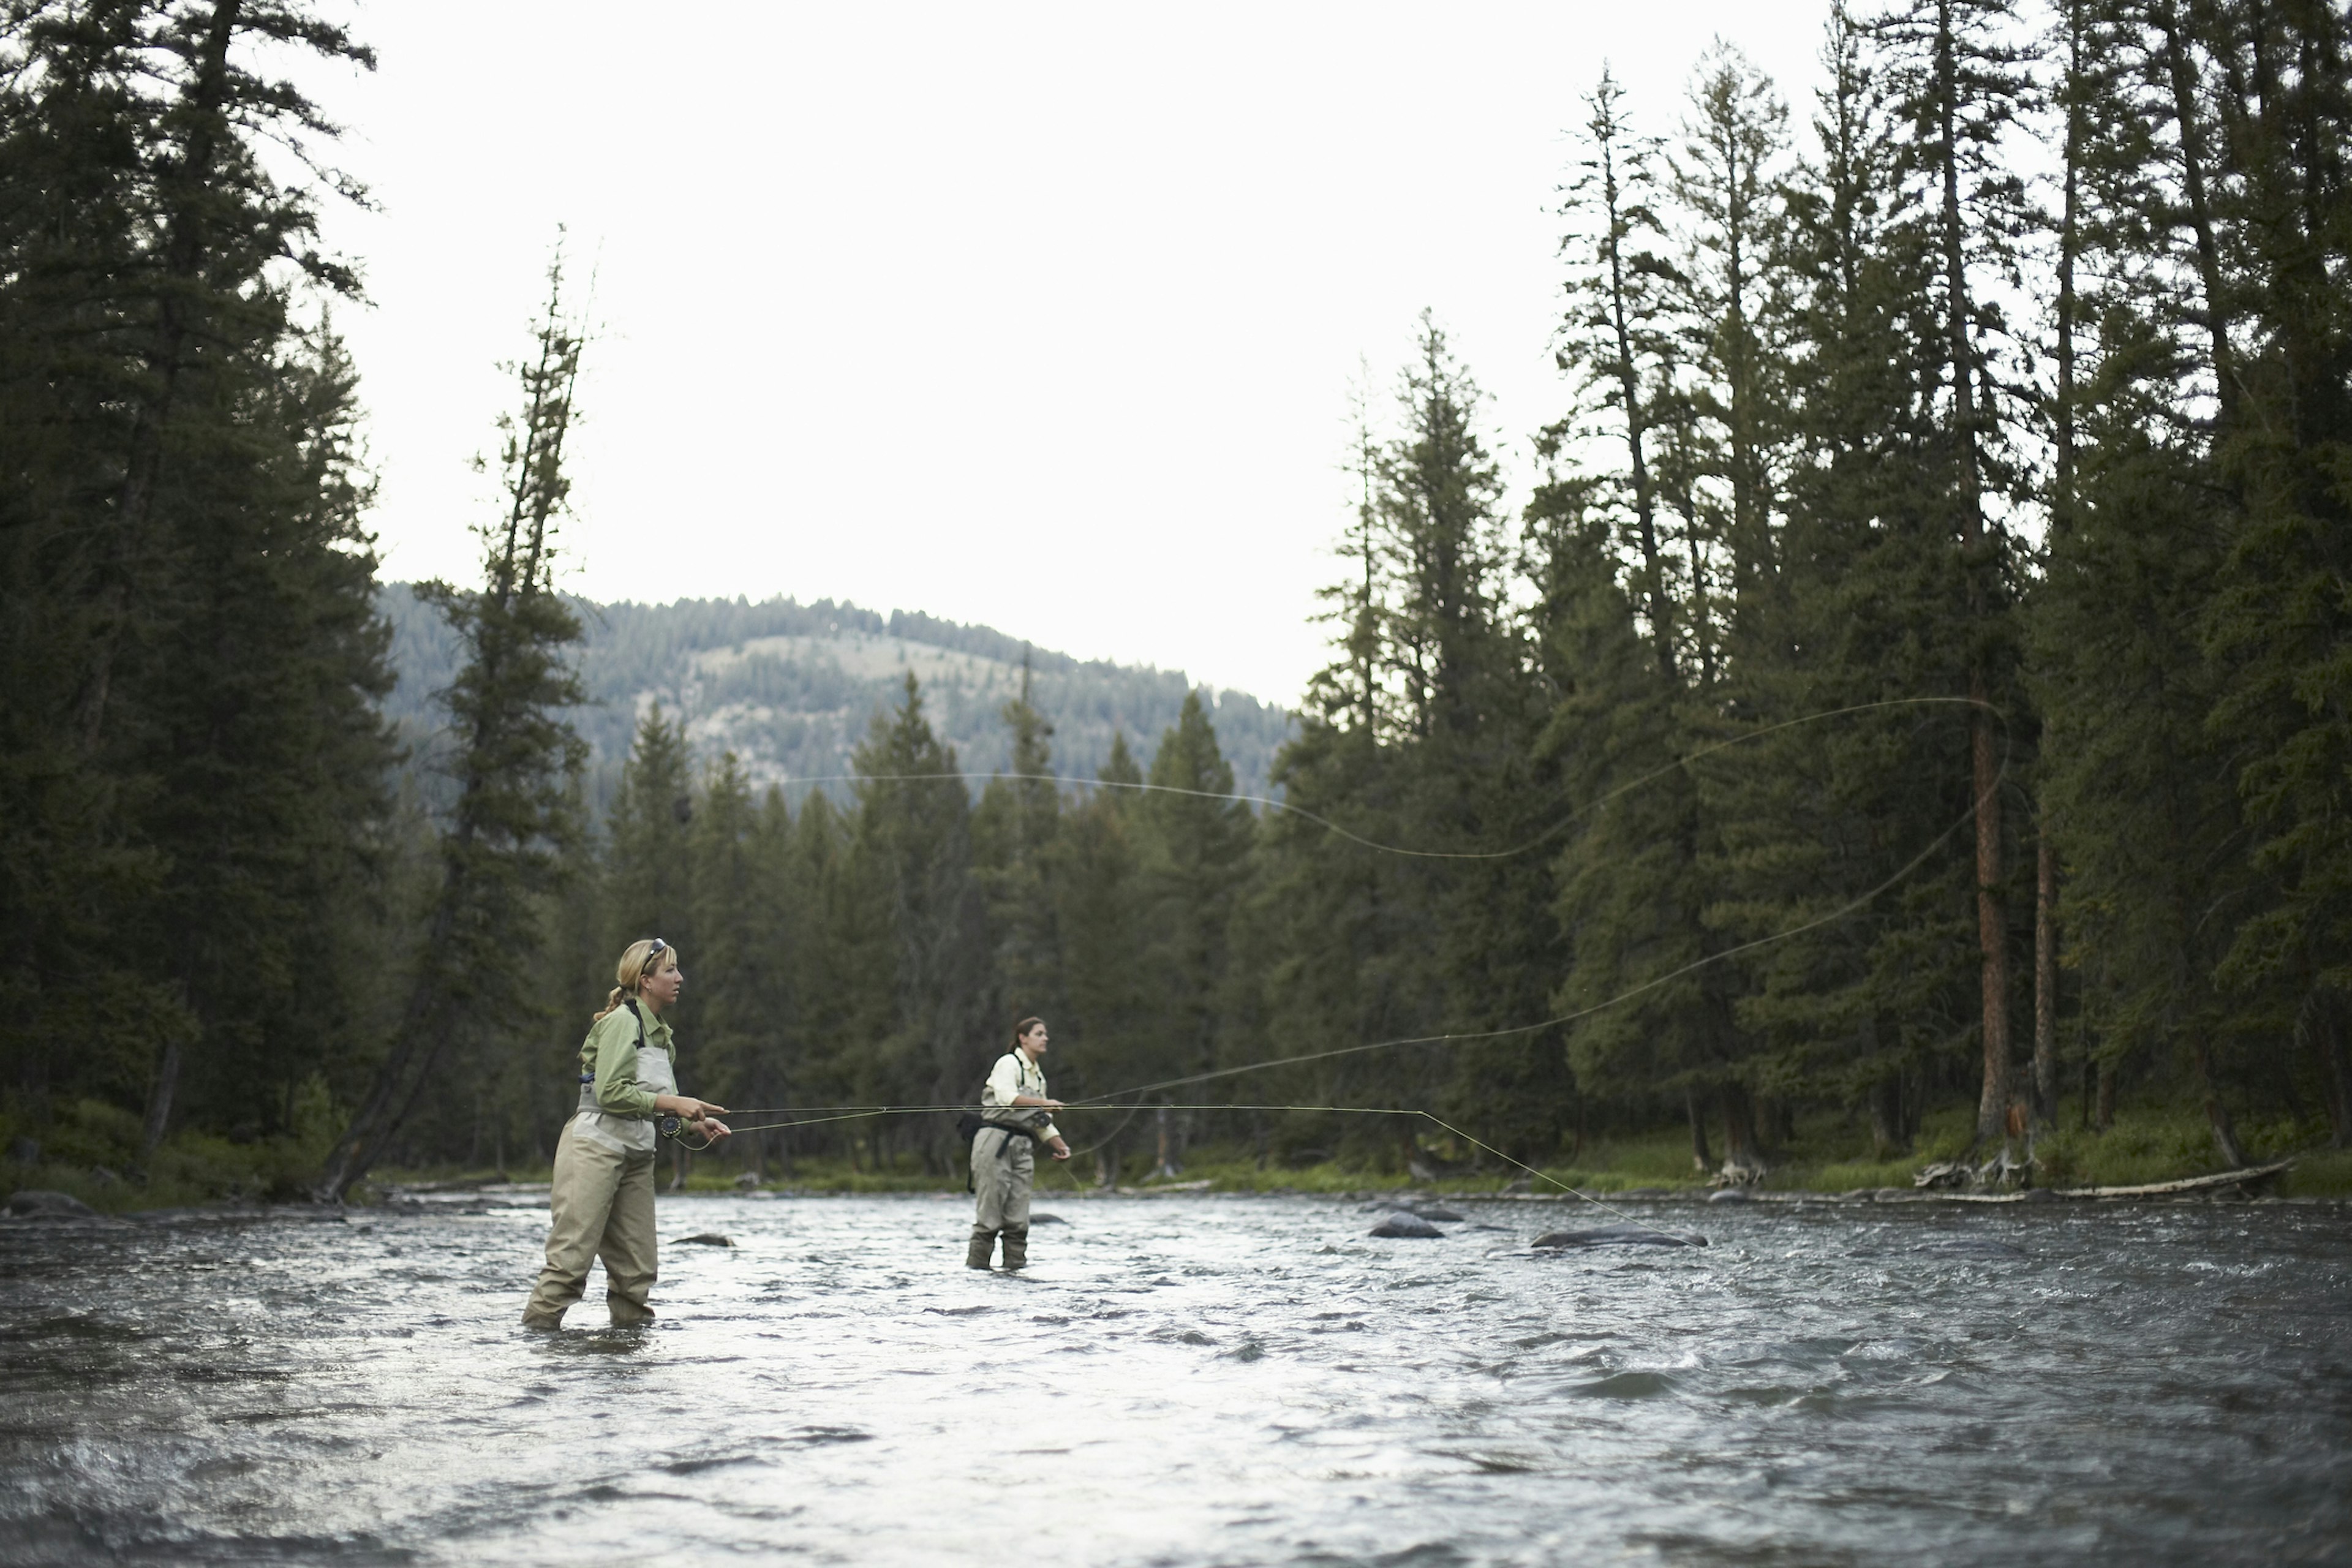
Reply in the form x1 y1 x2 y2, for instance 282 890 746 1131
965 1053 1038 1193
575 998 652 1120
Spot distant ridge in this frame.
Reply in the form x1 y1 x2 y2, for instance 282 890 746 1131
377 589 1292 805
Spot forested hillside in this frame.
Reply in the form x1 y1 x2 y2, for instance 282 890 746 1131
377 588 1291 808
4 0 2347 1205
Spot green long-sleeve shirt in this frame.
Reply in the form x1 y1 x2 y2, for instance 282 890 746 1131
578 1000 676 1119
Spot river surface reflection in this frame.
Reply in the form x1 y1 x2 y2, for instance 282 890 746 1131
0 1190 2346 1566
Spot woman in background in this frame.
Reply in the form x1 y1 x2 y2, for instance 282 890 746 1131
967 1016 1071 1270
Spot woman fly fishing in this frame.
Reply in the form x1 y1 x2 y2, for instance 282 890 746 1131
522 938 731 1328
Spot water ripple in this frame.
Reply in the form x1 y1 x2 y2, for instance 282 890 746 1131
0 1194 2346 1565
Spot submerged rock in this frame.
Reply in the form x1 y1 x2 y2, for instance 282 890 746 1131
5 1189 96 1219
674 1232 733 1248
1368 1211 1445 1239
1028 1213 1069 1226
1359 1197 1467 1223
1533 1224 1706 1249
1706 1188 1752 1204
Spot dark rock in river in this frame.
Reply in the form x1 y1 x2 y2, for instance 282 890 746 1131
5 1189 97 1219
674 1232 733 1247
1359 1197 1466 1222
1367 1211 1445 1239
1533 1225 1705 1249
1028 1213 1068 1226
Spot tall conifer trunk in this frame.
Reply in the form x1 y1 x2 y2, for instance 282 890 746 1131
1928 0 2014 1148
2155 0 2238 422
2035 0 2084 1135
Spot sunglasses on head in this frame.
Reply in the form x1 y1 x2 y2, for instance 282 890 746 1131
645 938 666 962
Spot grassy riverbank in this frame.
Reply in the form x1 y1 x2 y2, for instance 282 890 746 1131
660 1104 2351 1201
6 1099 2347 1213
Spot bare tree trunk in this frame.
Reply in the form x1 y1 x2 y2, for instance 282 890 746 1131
140 1039 184 1159
2094 1056 2117 1132
1720 1084 1763 1171
1869 1076 1909 1158
2192 1038 2247 1167
2034 829 2060 1126
1972 671 2013 1148
1685 1087 1714 1172
2316 992 2352 1148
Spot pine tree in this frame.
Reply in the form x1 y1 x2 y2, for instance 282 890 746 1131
851 676 993 1170
0 1 391 1162
1871 0 2040 1147
1670 39 1793 609
1054 734 1152 1178
1703 2 1975 1162
314 252 589 1201
605 704 697 952
2196 0 2352 1144
972 658 1065 1033
1553 65 1760 1170
783 787 891 1160
134 323 398 1152
1134 693 1254 1169
683 753 767 1167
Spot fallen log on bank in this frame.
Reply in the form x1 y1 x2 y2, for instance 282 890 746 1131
2055 1158 2294 1199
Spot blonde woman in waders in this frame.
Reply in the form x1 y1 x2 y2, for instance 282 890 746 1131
968 1016 1071 1270
522 939 729 1329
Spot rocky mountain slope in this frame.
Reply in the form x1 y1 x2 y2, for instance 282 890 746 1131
379 589 1292 802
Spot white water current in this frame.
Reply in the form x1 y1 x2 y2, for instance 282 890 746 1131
1 1190 2346 1565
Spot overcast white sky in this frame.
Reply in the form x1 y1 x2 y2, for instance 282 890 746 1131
310 1 1830 704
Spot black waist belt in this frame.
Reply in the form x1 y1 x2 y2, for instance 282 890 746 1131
959 1114 1041 1151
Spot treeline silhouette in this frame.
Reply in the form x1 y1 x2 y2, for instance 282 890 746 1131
3 0 2347 1197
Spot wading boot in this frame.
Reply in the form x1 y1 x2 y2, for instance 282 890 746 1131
966 1226 998 1270
1000 1224 1028 1271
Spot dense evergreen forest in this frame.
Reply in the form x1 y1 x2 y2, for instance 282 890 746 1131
376 586 1293 815
2 0 2346 1202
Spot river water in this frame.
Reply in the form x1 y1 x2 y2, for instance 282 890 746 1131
0 1189 2346 1566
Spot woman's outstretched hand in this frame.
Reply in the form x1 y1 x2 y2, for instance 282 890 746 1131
693 1117 732 1141
654 1094 726 1121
